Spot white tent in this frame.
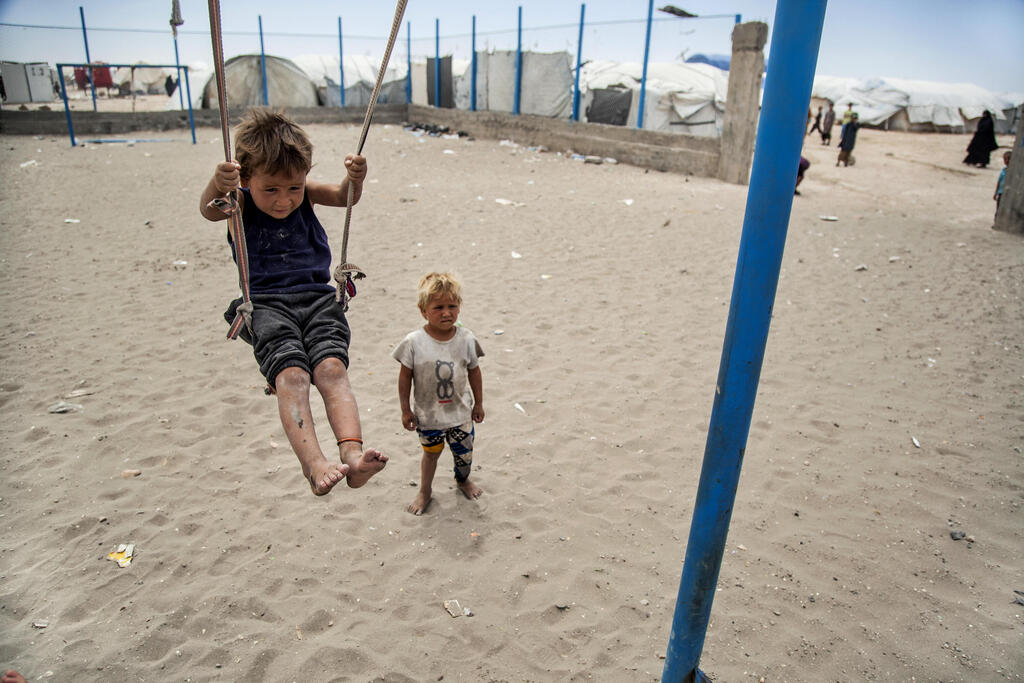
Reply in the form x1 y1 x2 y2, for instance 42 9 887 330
200 54 318 109
291 54 408 107
580 60 728 137
111 64 173 95
813 75 1020 133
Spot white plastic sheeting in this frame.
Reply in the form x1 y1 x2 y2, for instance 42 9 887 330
291 54 408 107
454 51 572 118
813 75 1020 131
580 60 728 137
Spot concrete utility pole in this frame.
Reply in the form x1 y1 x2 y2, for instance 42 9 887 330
718 22 768 185
993 105 1023 235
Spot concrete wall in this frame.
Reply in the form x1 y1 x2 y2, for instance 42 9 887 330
993 105 1023 235
0 105 407 138
718 22 768 184
407 104 721 176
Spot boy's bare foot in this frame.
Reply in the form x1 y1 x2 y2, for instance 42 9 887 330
3 671 28 683
342 447 388 488
307 460 349 496
458 479 483 500
407 490 432 515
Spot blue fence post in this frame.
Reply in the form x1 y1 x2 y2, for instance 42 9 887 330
184 66 196 144
434 19 442 107
660 2 828 681
514 6 522 116
636 0 654 129
571 3 586 122
405 21 412 104
78 6 97 112
471 15 477 112
338 17 346 107
258 15 269 106
173 36 185 110
56 65 77 147
736 14 742 23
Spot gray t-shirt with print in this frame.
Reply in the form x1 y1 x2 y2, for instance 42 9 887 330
392 326 484 430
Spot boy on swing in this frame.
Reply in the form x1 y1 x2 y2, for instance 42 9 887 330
200 108 387 496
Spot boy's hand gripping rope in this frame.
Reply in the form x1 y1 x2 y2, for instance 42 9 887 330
206 0 252 340
334 0 408 312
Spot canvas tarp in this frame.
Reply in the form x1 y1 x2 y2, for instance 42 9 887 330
454 51 572 118
201 54 318 109
580 60 728 137
813 75 1021 132
291 54 407 108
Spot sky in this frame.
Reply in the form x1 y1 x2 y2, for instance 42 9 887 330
0 0 1022 94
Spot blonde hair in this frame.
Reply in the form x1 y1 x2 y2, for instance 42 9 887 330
417 272 463 311
234 108 313 181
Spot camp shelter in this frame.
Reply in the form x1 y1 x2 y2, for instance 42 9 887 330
580 60 728 137
201 54 318 109
813 75 1020 134
1 61 55 103
111 64 173 95
291 54 408 108
452 51 572 118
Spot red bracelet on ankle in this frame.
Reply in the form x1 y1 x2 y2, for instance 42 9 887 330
337 437 363 446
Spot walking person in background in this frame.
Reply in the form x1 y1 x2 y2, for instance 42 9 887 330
837 112 860 167
821 102 836 145
964 110 999 168
808 106 823 138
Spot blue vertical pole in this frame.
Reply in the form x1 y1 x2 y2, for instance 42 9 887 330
470 15 477 112
513 6 522 116
571 3 586 122
183 66 196 144
57 65 77 146
660 2 828 681
79 6 97 112
405 21 412 104
736 14 742 23
636 0 653 129
173 35 185 110
258 15 269 106
338 17 346 107
434 19 440 107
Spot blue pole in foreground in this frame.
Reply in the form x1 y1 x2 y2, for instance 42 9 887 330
57 66 76 146
258 15 269 106
173 36 185 110
79 6 97 112
338 17 346 107
513 6 522 116
636 0 653 129
571 3 585 122
661 1 827 681
183 66 196 144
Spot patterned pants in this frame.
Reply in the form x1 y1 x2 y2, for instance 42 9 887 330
417 422 475 482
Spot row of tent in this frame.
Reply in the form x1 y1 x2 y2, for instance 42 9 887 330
44 52 1021 138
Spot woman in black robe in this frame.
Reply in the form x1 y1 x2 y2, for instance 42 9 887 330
963 110 998 167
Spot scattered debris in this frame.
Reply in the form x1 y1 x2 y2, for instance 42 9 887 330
621 198 634 206
513 402 527 415
121 469 142 478
854 264 868 271
107 543 135 568
493 329 504 335
47 401 82 414
911 436 921 448
20 159 38 168
32 620 49 629
443 599 469 617
819 215 839 221
65 387 97 399
510 251 522 259
495 198 523 208
584 155 603 164
173 260 188 268
950 530 966 541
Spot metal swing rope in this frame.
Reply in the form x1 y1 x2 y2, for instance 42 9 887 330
334 0 408 310
206 0 253 340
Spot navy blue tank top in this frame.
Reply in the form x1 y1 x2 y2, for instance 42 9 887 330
229 188 334 295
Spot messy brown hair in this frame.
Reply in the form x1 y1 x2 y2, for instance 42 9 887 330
233 108 313 181
417 272 463 311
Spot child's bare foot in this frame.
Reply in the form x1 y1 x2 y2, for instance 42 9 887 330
407 490 432 515
342 447 388 488
458 479 482 500
307 460 349 496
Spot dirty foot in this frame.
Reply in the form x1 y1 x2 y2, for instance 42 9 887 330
307 460 349 496
407 490 432 515
342 447 388 488
458 479 483 500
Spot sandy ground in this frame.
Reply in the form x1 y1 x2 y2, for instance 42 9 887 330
0 119 1021 682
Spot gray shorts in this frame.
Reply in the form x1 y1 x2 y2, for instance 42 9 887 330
225 290 350 385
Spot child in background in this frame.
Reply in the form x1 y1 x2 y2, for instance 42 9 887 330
994 150 1011 214
393 272 485 515
199 108 387 496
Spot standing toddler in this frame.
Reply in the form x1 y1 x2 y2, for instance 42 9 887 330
393 272 484 515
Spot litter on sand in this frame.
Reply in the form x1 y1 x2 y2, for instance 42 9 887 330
443 599 463 617
514 402 527 415
64 218 81 224
911 436 921 448
107 543 135 568
48 401 83 414
819 215 839 221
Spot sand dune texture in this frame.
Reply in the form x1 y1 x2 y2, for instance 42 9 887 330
1 122 1022 682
